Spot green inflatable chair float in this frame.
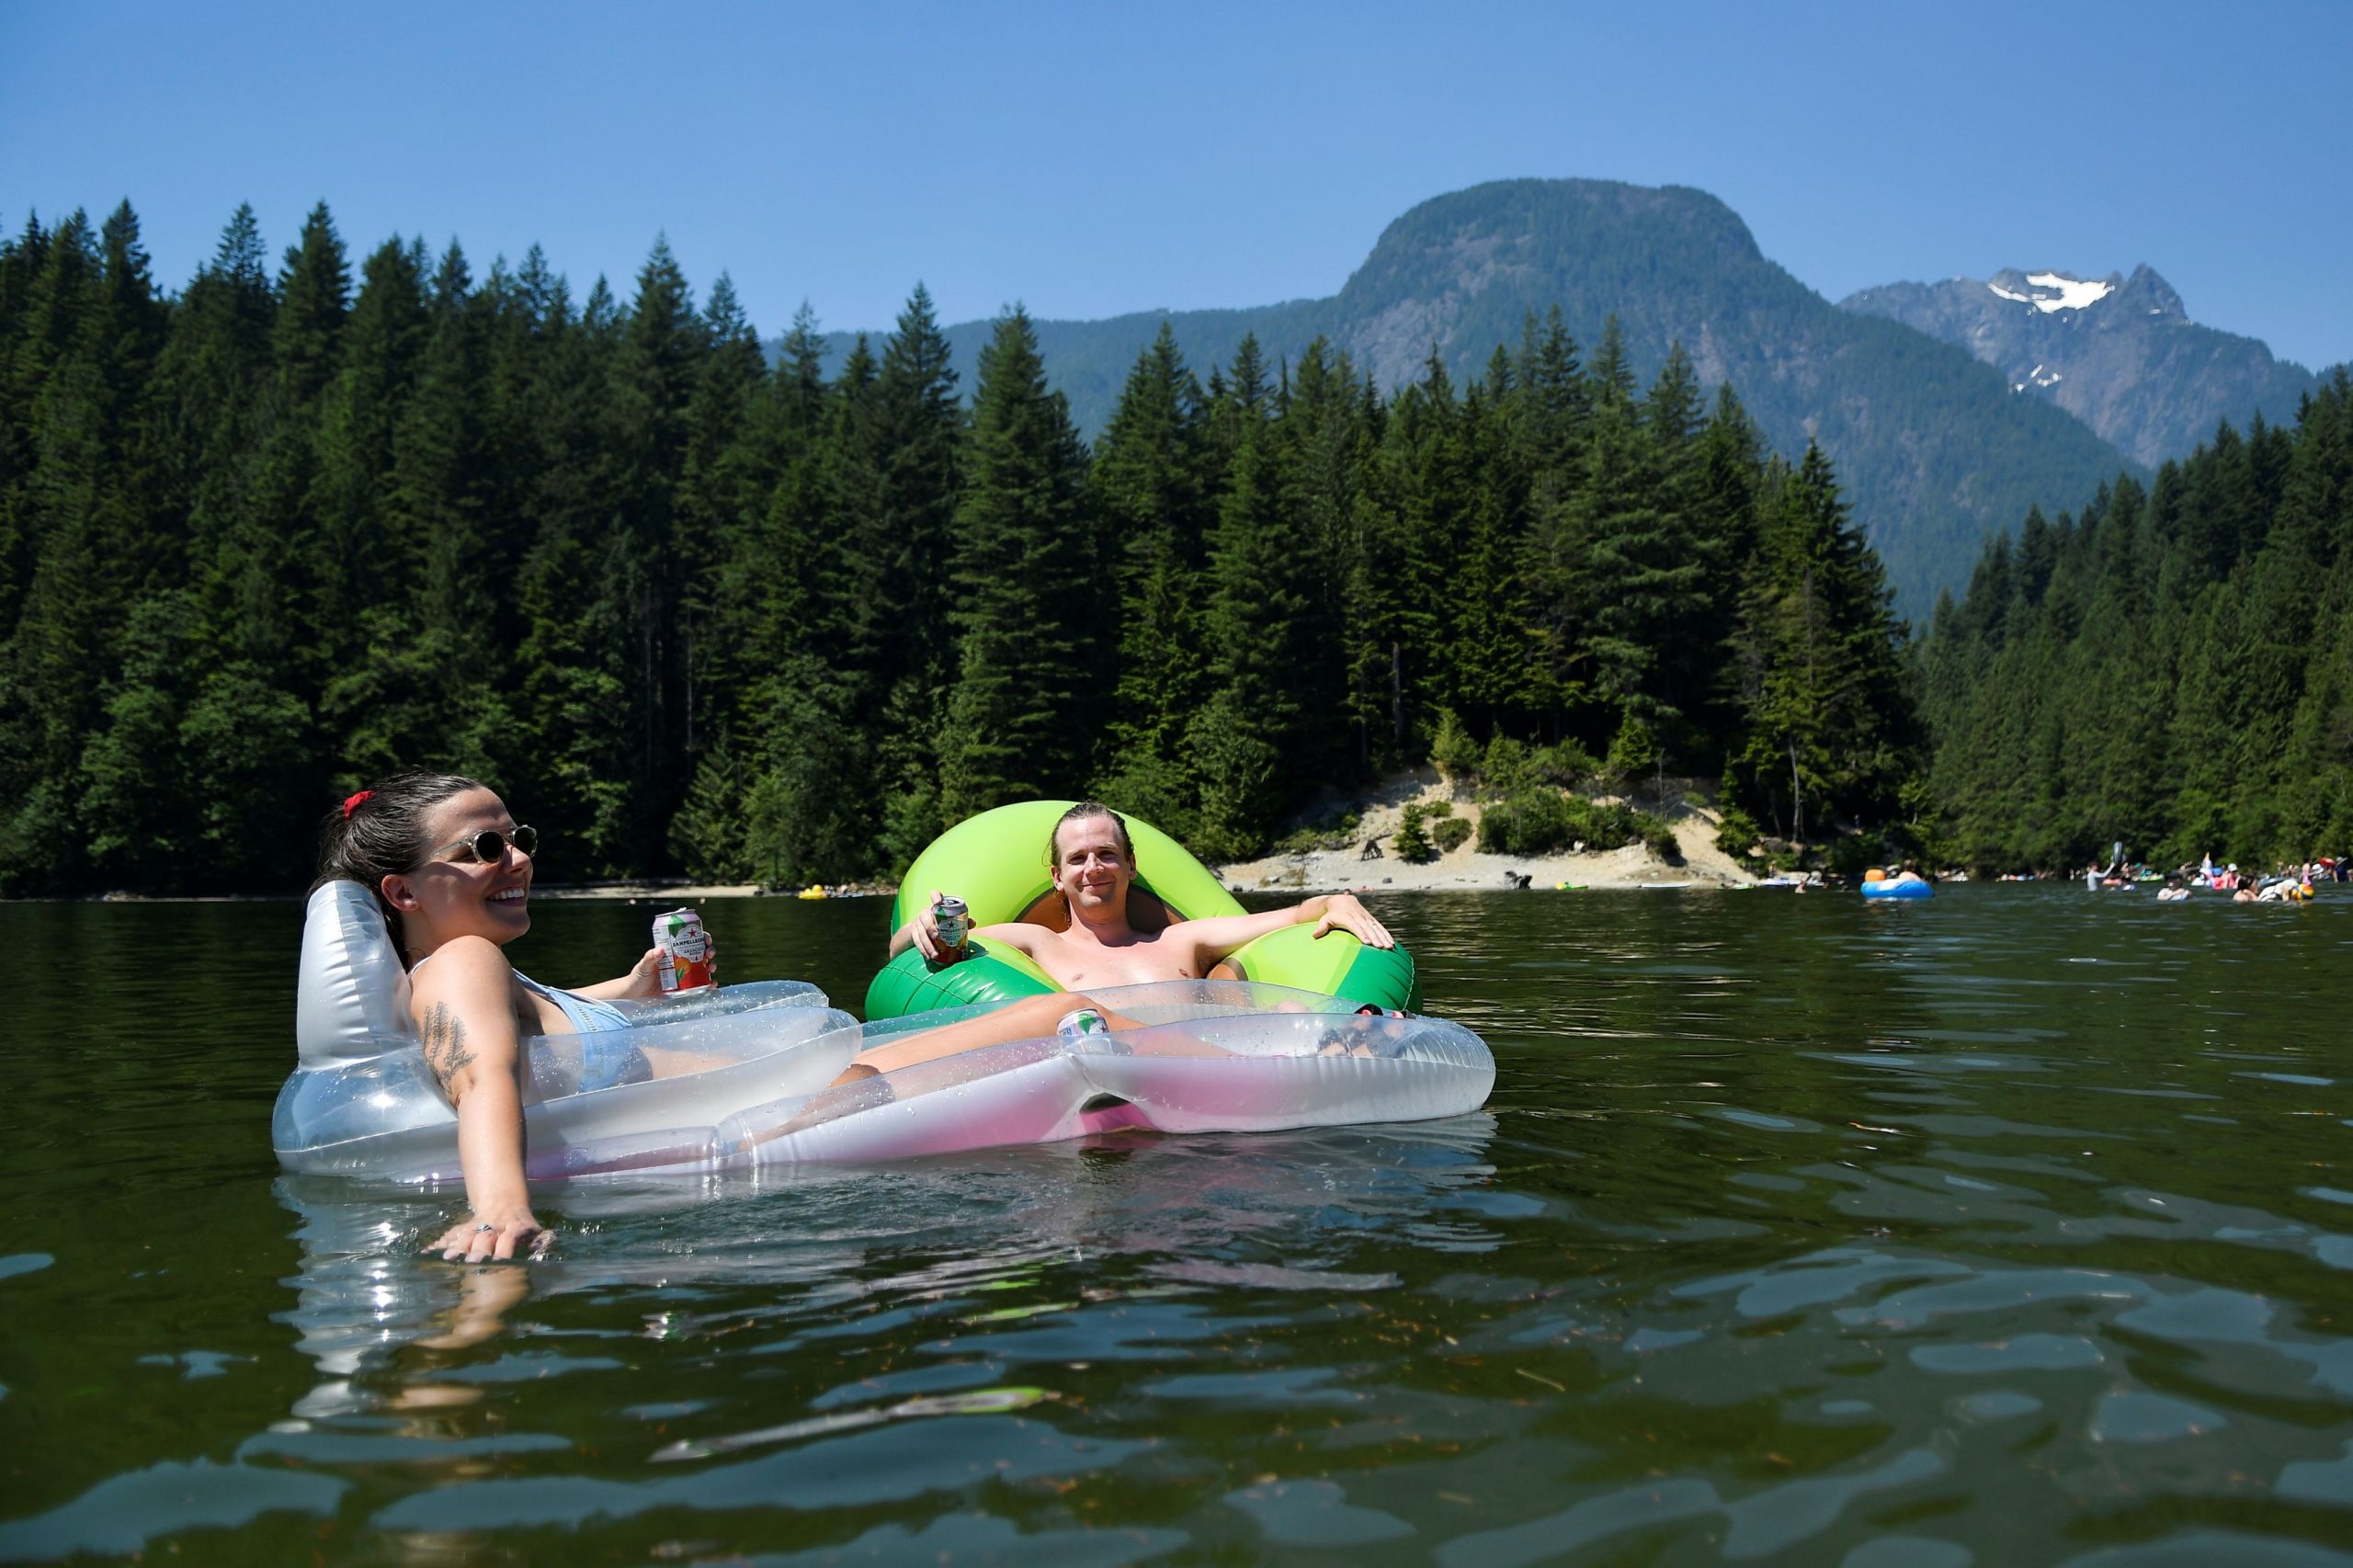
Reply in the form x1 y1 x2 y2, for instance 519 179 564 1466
865 801 1421 1021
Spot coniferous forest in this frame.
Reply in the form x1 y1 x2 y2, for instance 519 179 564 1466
0 198 2000 897
1919 372 2353 871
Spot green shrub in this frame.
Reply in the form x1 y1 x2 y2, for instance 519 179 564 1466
1714 806 1764 861
1426 799 1453 818
1431 816 1472 853
1534 740 1598 790
1604 712 1657 789
1480 734 1532 795
1430 708 1481 787
1478 790 1684 860
1633 810 1682 864
1392 801 1436 863
1477 790 1575 856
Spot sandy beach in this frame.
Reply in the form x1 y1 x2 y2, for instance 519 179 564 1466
1215 774 1756 894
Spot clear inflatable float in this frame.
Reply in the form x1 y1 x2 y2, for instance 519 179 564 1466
274 881 1496 1183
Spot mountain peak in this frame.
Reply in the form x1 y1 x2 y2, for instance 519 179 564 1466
1984 268 2123 314
1335 178 1775 391
1841 262 2309 468
2117 263 2186 321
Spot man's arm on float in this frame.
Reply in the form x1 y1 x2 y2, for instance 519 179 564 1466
410 937 547 1262
888 891 1046 964
1177 892 1396 968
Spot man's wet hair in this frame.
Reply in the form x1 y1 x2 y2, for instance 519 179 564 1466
1048 801 1134 868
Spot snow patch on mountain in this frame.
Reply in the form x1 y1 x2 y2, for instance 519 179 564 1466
1987 272 2114 313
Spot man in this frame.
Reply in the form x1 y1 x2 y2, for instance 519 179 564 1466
887 801 1393 989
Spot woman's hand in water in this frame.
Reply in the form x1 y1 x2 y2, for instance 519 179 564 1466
428 1205 551 1263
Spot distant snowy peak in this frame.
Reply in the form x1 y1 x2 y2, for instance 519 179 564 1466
1837 262 2310 470
1987 269 2117 313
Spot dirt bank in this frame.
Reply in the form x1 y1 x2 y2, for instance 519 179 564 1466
1215 772 1756 893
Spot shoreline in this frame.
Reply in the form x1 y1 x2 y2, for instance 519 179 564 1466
50 780 1758 903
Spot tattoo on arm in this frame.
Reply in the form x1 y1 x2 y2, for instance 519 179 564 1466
420 1002 477 1096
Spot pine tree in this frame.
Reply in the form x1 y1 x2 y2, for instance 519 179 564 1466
1728 445 1916 839
1092 323 1211 824
937 306 1098 819
508 273 637 871
1189 364 1309 858
860 286 963 870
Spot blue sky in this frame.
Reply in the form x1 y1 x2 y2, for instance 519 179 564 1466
5 0 2347 369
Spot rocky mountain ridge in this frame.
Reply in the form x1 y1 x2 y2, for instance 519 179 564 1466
1838 265 2317 469
815 179 2148 611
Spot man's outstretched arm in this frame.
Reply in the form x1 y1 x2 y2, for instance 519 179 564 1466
1179 892 1394 969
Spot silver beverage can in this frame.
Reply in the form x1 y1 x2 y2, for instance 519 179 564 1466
933 895 971 950
653 907 715 994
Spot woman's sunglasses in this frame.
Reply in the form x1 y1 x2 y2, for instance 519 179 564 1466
437 825 539 864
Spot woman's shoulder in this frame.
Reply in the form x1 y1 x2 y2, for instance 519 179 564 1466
407 937 517 999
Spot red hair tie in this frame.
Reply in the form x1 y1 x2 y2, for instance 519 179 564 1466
342 790 374 819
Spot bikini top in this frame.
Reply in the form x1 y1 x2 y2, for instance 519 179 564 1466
513 971 633 1034
406 949 634 1035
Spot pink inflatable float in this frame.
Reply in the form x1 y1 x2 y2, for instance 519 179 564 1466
275 881 1496 1183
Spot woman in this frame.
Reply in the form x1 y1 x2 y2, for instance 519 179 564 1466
314 773 1148 1264
315 773 686 1262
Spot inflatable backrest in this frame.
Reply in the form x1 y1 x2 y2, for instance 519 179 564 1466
892 800 1244 931
296 880 415 1068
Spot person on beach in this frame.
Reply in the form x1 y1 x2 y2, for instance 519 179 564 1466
317 775 1161 1264
887 801 1395 988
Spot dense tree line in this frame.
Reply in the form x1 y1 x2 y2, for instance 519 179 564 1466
1918 372 2353 870
0 202 1919 894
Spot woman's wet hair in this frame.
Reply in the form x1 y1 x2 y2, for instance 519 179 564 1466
313 771 490 961
1048 801 1134 868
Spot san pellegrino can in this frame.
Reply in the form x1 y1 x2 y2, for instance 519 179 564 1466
654 907 716 994
933 894 971 952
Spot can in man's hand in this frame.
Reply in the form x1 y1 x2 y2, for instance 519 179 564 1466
653 907 716 994
933 894 971 952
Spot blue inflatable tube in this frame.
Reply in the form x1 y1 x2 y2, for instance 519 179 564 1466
1860 878 1934 900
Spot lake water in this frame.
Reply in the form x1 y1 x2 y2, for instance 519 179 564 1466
3 885 2351 1564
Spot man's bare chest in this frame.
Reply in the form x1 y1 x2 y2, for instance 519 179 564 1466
1040 935 1197 989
